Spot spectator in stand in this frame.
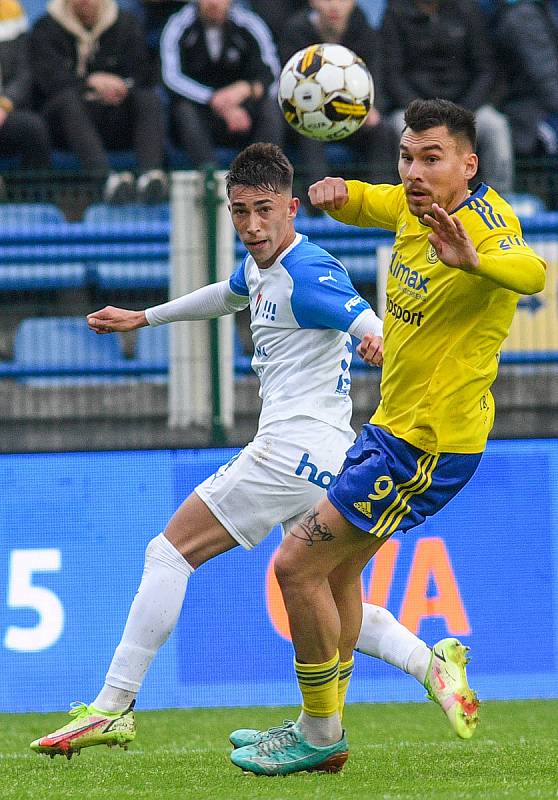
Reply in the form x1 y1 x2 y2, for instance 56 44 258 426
30 0 168 203
138 0 186 58
160 0 284 169
249 0 306 40
0 0 51 186
279 0 399 214
492 0 558 157
381 0 514 196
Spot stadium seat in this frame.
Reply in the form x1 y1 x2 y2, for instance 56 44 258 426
1 203 65 225
0 262 87 291
234 327 252 375
131 324 169 372
130 324 254 377
13 316 128 383
52 149 137 172
21 0 48 24
506 193 547 217
83 202 170 225
94 260 169 290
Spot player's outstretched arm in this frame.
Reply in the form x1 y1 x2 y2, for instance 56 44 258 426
308 177 349 212
87 306 147 334
424 203 546 294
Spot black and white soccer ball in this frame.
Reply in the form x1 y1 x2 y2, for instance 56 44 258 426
278 43 374 142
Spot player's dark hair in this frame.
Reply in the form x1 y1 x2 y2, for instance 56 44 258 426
403 99 477 150
226 142 294 196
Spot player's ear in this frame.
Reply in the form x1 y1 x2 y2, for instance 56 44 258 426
289 196 300 218
464 152 478 181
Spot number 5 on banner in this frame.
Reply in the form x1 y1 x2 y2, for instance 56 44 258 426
4 549 64 652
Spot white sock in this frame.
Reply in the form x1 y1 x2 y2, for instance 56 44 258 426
297 711 342 747
355 603 431 685
93 533 193 712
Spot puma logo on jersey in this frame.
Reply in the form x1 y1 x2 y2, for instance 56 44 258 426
319 270 337 283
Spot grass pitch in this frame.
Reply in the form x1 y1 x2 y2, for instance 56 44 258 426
3 700 558 800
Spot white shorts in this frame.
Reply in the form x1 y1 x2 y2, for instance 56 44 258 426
195 417 355 549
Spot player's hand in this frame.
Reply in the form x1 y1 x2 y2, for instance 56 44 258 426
423 203 480 271
357 334 383 367
308 177 349 211
87 306 148 334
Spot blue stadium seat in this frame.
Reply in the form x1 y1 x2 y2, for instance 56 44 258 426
52 150 137 172
131 324 169 372
0 263 87 291
234 327 252 375
130 324 254 377
83 203 170 225
1 203 65 225
2 242 169 264
13 317 128 383
342 255 377 282
21 0 47 23
506 193 547 217
94 260 169 290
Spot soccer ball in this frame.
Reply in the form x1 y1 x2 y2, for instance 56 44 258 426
278 43 374 142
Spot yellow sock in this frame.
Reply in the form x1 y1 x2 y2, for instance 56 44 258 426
294 651 340 718
338 656 354 719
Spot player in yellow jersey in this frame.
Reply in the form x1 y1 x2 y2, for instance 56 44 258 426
230 98 547 776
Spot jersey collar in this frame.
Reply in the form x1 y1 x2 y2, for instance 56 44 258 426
451 183 488 214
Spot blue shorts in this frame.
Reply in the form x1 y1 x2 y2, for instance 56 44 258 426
327 424 482 540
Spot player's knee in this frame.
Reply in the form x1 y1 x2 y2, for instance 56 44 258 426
273 546 306 589
145 532 194 575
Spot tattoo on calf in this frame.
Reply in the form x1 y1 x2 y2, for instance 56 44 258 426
290 509 335 546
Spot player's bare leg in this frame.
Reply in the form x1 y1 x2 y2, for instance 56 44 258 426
31 494 238 757
231 499 367 775
332 538 479 739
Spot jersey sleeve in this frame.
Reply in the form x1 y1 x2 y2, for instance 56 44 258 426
328 181 405 231
289 253 372 331
461 192 546 295
228 258 250 296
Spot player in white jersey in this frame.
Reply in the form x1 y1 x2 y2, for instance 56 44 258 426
30 143 464 760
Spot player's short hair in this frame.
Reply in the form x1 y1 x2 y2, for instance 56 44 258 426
226 143 294 196
403 99 477 151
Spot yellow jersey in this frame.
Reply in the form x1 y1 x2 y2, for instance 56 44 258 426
331 181 546 454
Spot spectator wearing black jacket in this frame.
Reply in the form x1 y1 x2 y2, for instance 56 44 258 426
280 0 398 208
160 0 283 168
381 0 514 195
249 0 307 40
30 0 168 203
0 0 51 175
493 0 558 156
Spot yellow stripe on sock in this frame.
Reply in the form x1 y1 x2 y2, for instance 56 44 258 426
295 651 340 718
338 657 354 719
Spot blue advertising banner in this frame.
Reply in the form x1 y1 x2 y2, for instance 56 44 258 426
0 440 557 713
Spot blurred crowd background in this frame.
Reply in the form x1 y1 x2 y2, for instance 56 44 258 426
1 0 557 454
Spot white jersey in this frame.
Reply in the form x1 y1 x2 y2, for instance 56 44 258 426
229 233 372 432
